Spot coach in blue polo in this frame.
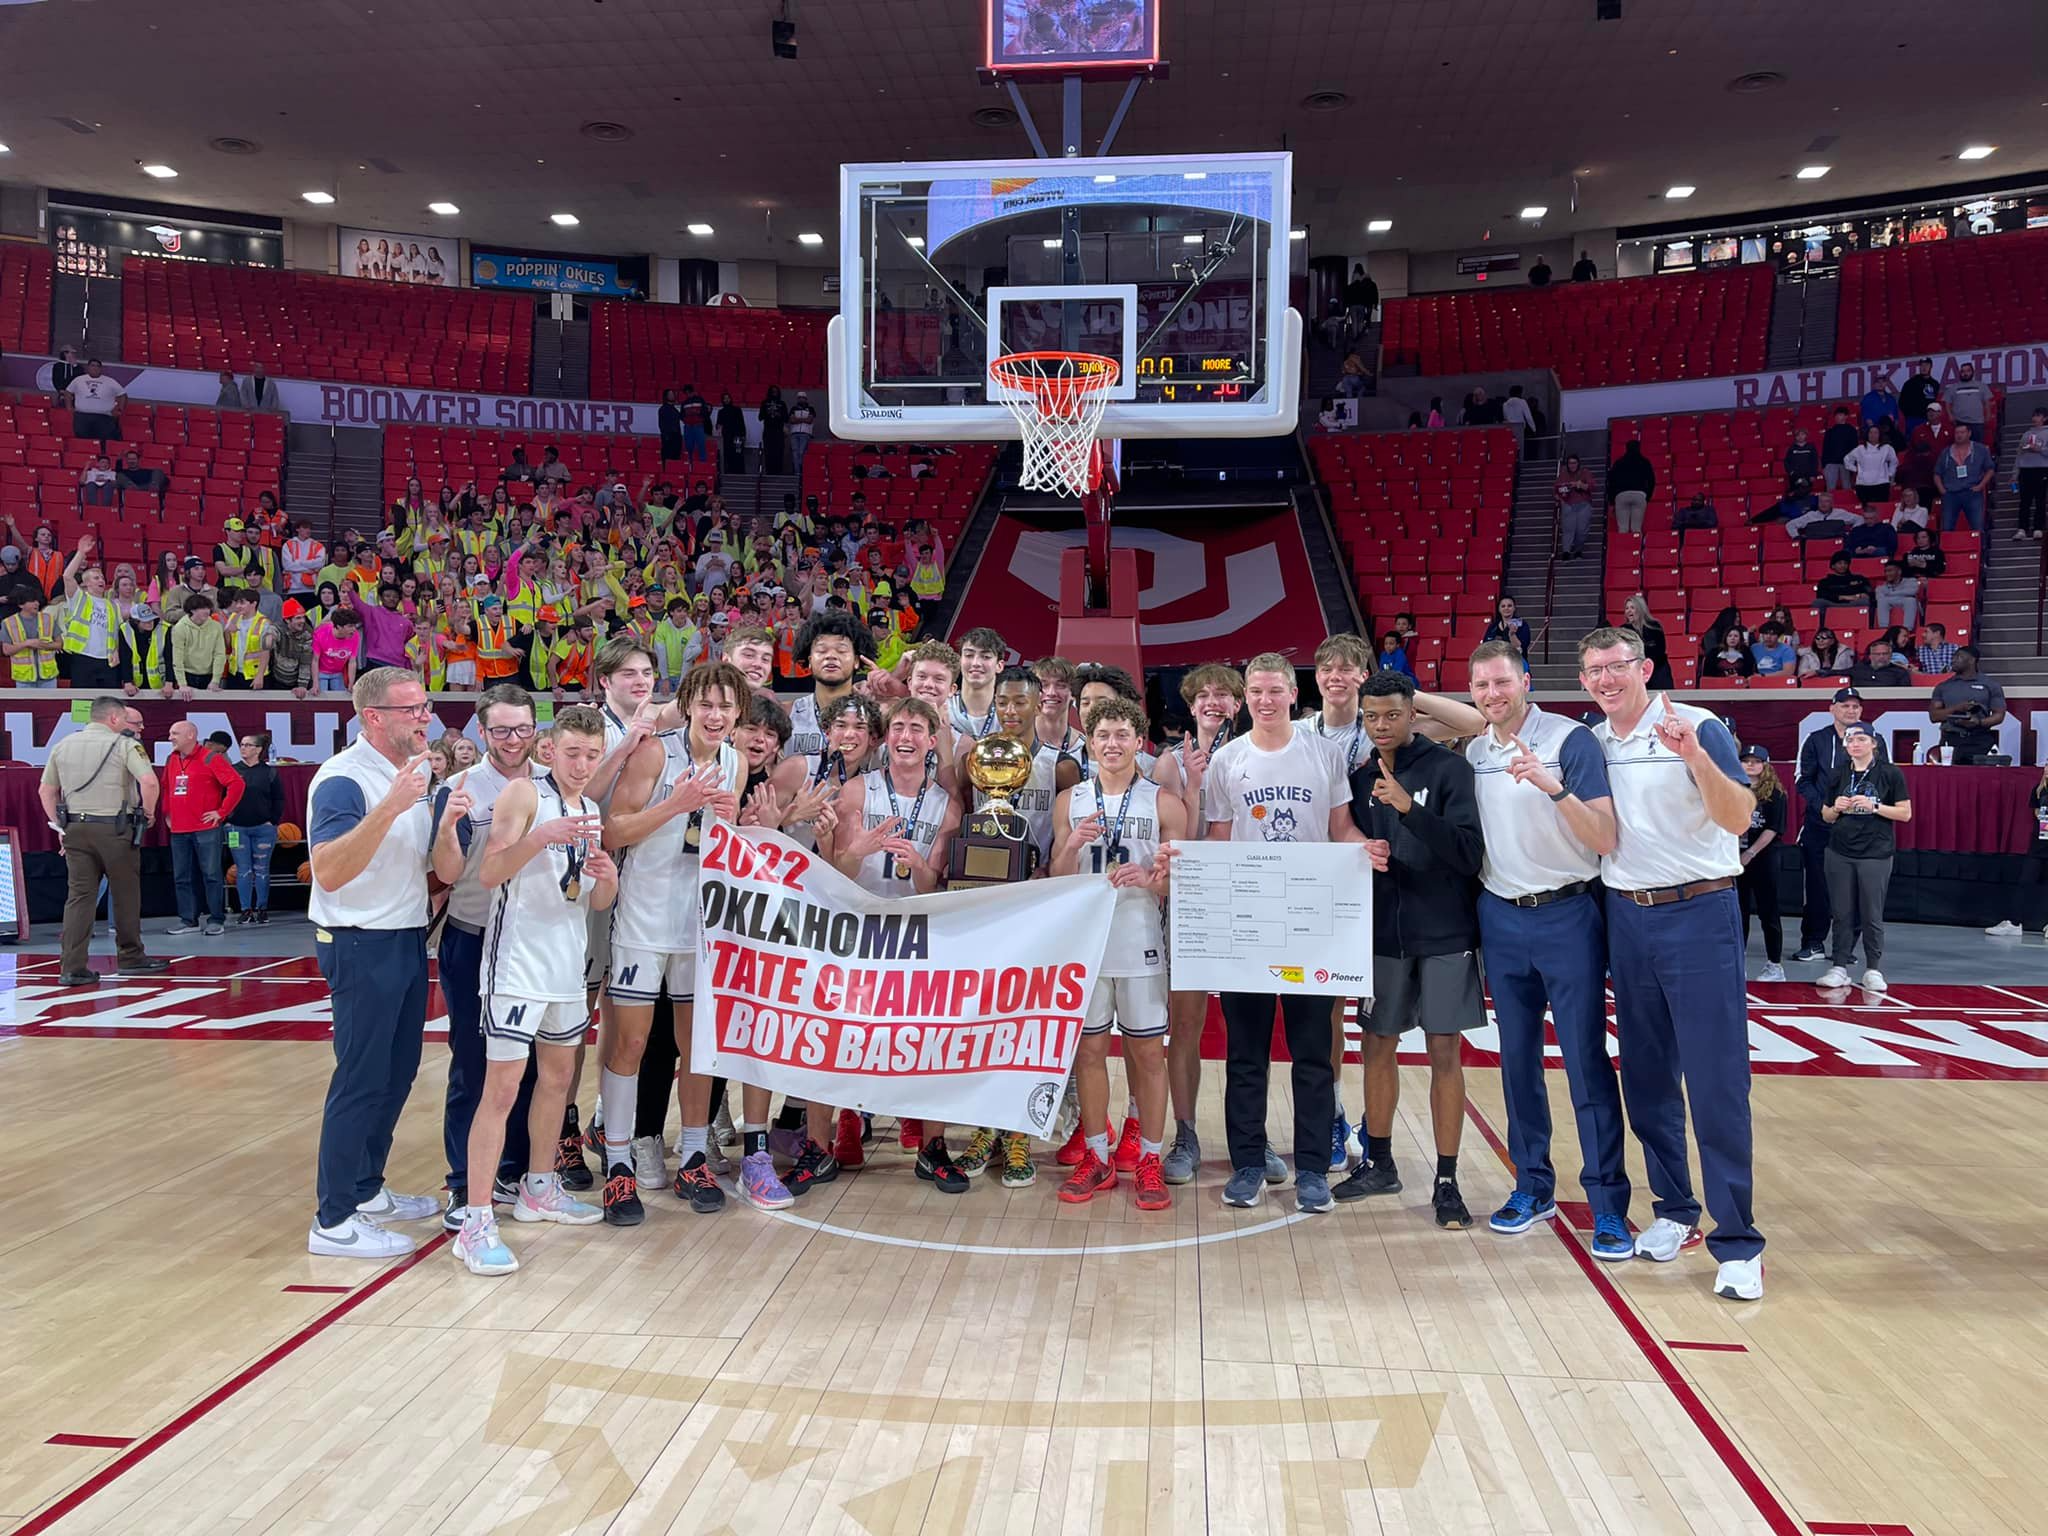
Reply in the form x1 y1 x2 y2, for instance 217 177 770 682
306 665 469 1260
1579 625 1765 1302
1463 641 1632 1259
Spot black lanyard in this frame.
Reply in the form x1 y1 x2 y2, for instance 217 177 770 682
885 767 930 879
1096 780 1135 866
1315 711 1364 772
811 749 846 786
549 777 587 899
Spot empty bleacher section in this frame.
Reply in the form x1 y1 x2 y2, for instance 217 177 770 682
589 301 828 403
1380 265 1773 388
0 243 54 356
1306 426 1516 689
383 423 664 509
120 257 533 392
1605 403 1979 683
0 391 285 566
1837 228 2048 359
806 441 999 550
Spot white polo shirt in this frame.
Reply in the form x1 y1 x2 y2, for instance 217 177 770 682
1593 695 1746 891
307 736 434 929
1466 704 1611 900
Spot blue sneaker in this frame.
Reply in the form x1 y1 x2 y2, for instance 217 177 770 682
1590 1213 1634 1262
1488 1190 1558 1235
1296 1170 1333 1214
1330 1113 1356 1171
1222 1166 1266 1208
1262 1142 1288 1184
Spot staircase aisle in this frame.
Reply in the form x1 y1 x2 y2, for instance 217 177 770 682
1503 430 1609 690
1975 387 2048 688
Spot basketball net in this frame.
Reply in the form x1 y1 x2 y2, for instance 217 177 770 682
990 351 1119 499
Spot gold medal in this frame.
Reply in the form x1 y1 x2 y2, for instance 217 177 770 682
563 877 582 903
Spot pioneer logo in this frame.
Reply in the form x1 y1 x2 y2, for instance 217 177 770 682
1315 968 1366 985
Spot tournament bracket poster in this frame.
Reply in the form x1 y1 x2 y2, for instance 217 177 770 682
691 822 1115 1134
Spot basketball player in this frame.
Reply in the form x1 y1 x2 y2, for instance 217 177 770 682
1178 652 1373 1215
453 707 616 1275
904 639 967 801
436 682 549 1231
947 627 1006 742
787 611 873 759
1295 633 1371 1172
1464 641 1630 1258
1030 656 1084 765
824 696 965 1190
602 662 766 1220
723 624 779 696
1072 662 1157 783
1050 695 1182 1209
1147 661 1254 1185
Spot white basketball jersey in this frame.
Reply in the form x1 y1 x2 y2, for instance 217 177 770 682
787 692 826 760
483 774 596 1002
947 692 999 742
854 767 953 896
1071 776 1165 976
612 736 744 954
1296 710 1368 775
443 759 521 931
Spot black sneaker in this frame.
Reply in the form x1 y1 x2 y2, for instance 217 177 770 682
255 908 270 926
603 1163 644 1226
915 1137 969 1194
556 1106 595 1192
442 1187 465 1233
1433 1177 1473 1229
785 1138 840 1196
1791 946 1825 963
673 1151 725 1213
1332 1161 1402 1201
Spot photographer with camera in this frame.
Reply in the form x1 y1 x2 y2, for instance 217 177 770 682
1928 648 2006 765
38 696 168 987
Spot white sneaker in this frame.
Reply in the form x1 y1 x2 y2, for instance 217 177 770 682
1860 969 1886 993
1986 920 2022 937
308 1213 416 1259
1633 1216 1702 1263
453 1210 519 1276
630 1134 667 1189
1757 963 1786 983
710 1101 738 1149
1713 1256 1764 1301
1816 966 1852 990
355 1186 441 1223
512 1175 603 1226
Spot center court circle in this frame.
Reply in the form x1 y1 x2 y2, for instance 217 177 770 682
762 1204 1311 1256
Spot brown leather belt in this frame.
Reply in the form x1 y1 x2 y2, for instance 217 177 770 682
1611 876 1735 907
1506 879 1595 909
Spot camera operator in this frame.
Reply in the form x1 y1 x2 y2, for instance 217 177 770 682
38 696 169 986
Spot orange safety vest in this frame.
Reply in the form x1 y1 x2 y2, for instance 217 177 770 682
475 617 518 679
554 638 594 690
27 547 63 599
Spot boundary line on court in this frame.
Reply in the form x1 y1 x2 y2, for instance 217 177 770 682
12 1233 450 1536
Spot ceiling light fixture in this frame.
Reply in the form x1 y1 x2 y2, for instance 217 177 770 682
549 212 579 226
1519 205 1547 219
140 163 177 178
906 235 926 248
1796 165 1830 179
301 190 335 205
0 143 11 155
1288 228 1307 241
1366 218 1393 233
1958 144 1996 160
797 232 824 245
686 222 714 236
1665 185 1695 199
1181 234 1203 244
428 201 459 215
1182 172 1207 180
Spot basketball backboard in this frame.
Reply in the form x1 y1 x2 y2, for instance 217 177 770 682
827 151 1300 442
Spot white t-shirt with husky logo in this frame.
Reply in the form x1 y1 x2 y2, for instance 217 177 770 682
1201 730 1352 843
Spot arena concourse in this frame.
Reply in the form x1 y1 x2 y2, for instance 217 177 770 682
2 2 2047 1533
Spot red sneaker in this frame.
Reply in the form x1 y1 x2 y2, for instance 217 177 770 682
898 1117 924 1150
1054 1125 1090 1166
1111 1116 1142 1171
834 1109 866 1169
1057 1149 1117 1204
1132 1152 1171 1211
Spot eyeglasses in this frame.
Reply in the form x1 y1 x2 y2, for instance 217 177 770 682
368 701 435 720
1579 661 1645 681
484 723 537 741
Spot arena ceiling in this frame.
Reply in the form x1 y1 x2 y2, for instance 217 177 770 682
2 0 2046 264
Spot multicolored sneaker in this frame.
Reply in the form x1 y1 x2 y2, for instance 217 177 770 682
739 1149 794 1211
785 1138 840 1196
1058 1149 1117 1204
833 1109 866 1169
513 1175 602 1226
602 1164 644 1227
1111 1116 1142 1172
454 1209 518 1276
1000 1131 1037 1188
556 1106 595 1192
674 1151 725 1214
1132 1152 1171 1211
956 1127 1001 1177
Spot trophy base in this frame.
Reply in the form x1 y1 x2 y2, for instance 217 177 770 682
945 814 1039 889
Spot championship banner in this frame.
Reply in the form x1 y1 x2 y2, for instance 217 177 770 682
690 821 1116 1134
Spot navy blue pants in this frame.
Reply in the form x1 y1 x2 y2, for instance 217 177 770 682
1606 888 1764 1262
315 926 430 1229
437 922 535 1192
1479 890 1629 1217
1798 816 1831 950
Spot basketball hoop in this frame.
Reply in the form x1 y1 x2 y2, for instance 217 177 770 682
990 350 1120 499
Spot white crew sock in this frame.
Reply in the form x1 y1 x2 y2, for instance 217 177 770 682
1140 1138 1163 1157
1086 1131 1110 1160
521 1172 554 1196
678 1125 709 1163
599 1068 636 1170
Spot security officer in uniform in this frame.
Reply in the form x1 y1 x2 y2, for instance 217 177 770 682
38 695 169 986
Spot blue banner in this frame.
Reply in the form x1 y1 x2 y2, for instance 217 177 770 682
470 250 635 295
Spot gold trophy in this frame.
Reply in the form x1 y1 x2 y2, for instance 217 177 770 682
946 735 1039 887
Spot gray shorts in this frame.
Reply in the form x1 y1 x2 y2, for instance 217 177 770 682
1360 952 1484 1037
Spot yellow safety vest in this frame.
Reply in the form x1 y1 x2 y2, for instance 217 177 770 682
507 581 544 630
523 631 558 690
3 610 59 681
62 591 122 662
458 527 493 562
652 619 694 678
217 542 260 582
910 562 944 599
129 623 168 689
407 632 447 691
226 613 272 682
